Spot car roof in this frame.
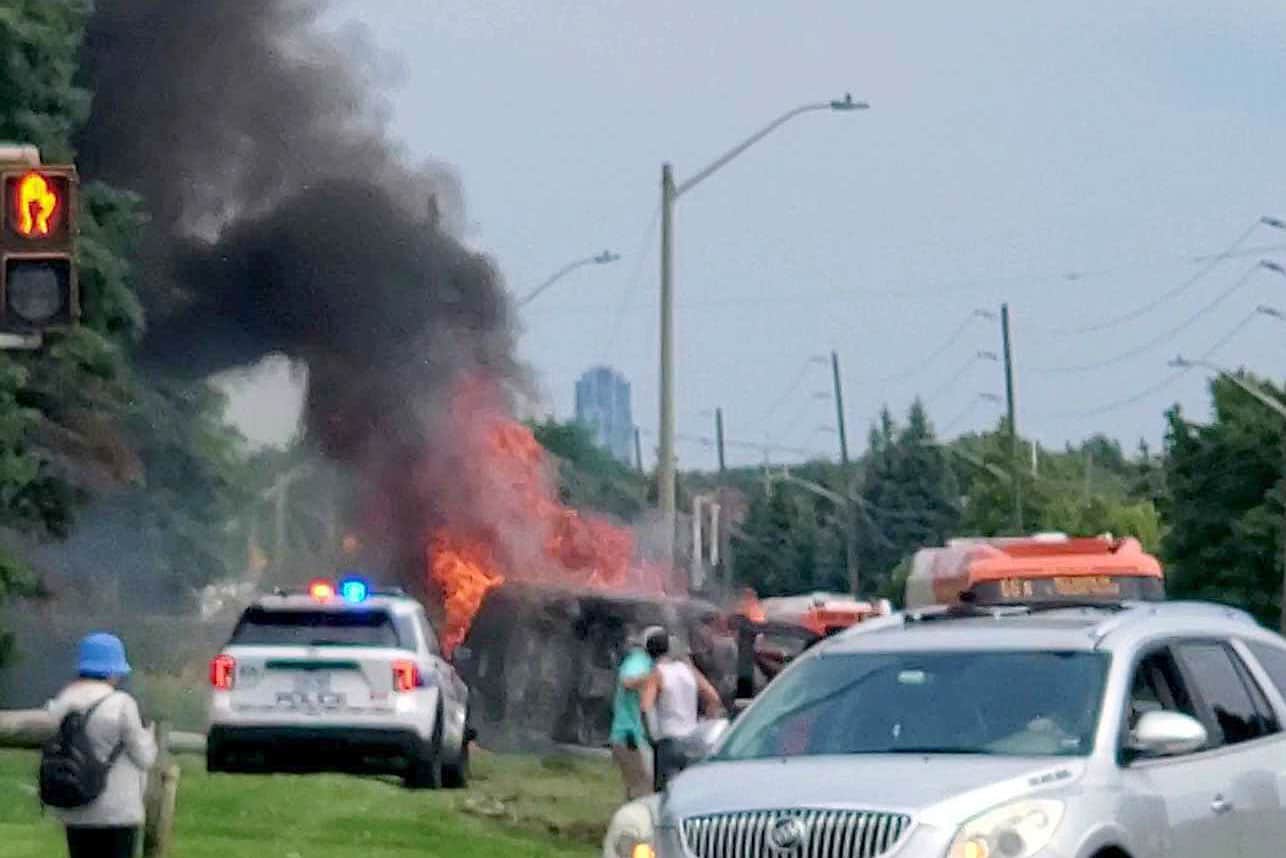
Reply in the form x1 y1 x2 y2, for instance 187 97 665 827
247 593 421 614
816 601 1267 656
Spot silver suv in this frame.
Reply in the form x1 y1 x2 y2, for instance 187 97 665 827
620 600 1286 858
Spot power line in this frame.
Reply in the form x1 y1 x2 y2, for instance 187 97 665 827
1036 309 1266 419
1043 219 1268 335
875 310 993 382
1030 262 1266 375
598 203 661 361
758 356 826 428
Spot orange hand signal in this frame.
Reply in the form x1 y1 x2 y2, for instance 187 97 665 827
15 173 58 237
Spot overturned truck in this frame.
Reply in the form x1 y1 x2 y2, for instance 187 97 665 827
454 582 820 750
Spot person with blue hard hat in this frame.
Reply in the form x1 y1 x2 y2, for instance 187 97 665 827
43 633 156 858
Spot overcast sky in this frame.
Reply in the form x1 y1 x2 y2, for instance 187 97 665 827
221 0 1286 468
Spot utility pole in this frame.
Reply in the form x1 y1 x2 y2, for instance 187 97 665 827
1000 303 1023 532
830 350 859 595
830 351 850 467
715 407 727 473
1280 433 1286 636
658 163 677 563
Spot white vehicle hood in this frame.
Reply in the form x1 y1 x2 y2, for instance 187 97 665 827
662 755 1085 820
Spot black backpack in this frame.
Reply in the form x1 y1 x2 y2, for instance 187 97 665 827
39 694 124 809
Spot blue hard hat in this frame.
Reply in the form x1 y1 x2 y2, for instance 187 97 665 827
77 633 132 679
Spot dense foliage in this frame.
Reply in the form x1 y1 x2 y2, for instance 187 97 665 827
0 2 249 645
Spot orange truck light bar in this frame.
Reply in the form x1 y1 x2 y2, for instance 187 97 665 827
905 533 1164 610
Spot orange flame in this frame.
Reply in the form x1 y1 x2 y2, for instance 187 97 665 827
16 173 58 237
426 386 667 655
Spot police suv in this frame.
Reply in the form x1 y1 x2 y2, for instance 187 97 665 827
207 578 471 789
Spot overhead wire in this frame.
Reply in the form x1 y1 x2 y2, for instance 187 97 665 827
1029 262 1266 375
1036 309 1267 419
1044 219 1266 336
598 203 661 361
875 312 986 382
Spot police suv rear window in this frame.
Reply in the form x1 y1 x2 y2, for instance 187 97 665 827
231 608 405 649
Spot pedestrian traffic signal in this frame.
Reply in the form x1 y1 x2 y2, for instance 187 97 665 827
1 166 77 332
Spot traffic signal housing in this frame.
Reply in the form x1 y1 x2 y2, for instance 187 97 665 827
1 166 78 333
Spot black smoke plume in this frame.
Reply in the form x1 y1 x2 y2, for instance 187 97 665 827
74 1 522 583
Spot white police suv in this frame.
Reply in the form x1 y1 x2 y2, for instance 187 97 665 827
207 577 471 789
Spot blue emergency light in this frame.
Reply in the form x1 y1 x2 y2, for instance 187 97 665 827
338 576 370 604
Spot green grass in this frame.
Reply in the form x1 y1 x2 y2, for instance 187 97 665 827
0 748 618 857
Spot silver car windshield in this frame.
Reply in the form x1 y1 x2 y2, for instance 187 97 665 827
717 650 1109 760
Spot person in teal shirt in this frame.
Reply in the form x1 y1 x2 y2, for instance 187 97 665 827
609 626 659 800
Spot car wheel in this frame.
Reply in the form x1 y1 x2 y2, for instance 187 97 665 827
205 740 225 774
404 707 444 790
441 713 471 790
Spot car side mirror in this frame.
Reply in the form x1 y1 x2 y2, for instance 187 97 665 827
683 718 731 763
1128 710 1207 758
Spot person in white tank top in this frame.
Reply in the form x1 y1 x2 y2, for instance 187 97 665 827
640 627 723 792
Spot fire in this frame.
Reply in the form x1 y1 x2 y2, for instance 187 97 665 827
16 173 58 237
426 384 667 655
430 534 505 656
735 588 767 623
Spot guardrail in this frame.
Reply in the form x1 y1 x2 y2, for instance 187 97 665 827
0 710 203 858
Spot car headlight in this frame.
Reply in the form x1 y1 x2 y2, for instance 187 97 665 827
613 835 654 858
947 799 1065 858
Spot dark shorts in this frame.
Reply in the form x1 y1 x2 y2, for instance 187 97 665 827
653 738 689 793
66 826 138 858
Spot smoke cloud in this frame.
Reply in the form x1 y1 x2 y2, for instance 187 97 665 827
74 0 523 588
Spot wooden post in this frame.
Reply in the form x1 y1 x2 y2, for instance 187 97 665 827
142 720 180 858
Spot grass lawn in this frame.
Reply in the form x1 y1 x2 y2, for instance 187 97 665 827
0 748 620 857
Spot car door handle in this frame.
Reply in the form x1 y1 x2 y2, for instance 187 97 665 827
1210 795 1234 816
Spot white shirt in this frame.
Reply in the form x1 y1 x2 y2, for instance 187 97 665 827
653 660 699 740
46 680 157 827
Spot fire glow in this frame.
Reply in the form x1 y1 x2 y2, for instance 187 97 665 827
427 383 668 655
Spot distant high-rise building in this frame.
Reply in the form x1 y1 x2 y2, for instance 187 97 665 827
574 366 633 464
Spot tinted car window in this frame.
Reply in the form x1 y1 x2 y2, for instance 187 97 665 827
231 608 404 649
1175 642 1277 747
1245 642 1286 703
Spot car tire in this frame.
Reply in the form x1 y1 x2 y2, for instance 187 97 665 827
404 707 444 790
441 714 471 790
206 740 225 774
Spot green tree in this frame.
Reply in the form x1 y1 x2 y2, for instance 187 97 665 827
1161 374 1284 625
530 419 646 521
0 1 249 628
858 401 961 594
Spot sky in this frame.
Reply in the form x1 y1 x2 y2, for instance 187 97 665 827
221 0 1286 469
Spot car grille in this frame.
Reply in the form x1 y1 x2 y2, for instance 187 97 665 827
681 809 911 858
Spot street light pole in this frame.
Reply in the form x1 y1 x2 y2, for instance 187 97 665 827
656 94 869 563
517 250 620 307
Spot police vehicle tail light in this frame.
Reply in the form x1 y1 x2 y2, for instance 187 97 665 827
392 660 421 692
308 579 336 601
210 654 236 690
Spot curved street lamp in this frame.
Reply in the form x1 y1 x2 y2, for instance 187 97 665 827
656 94 870 557
517 250 620 307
